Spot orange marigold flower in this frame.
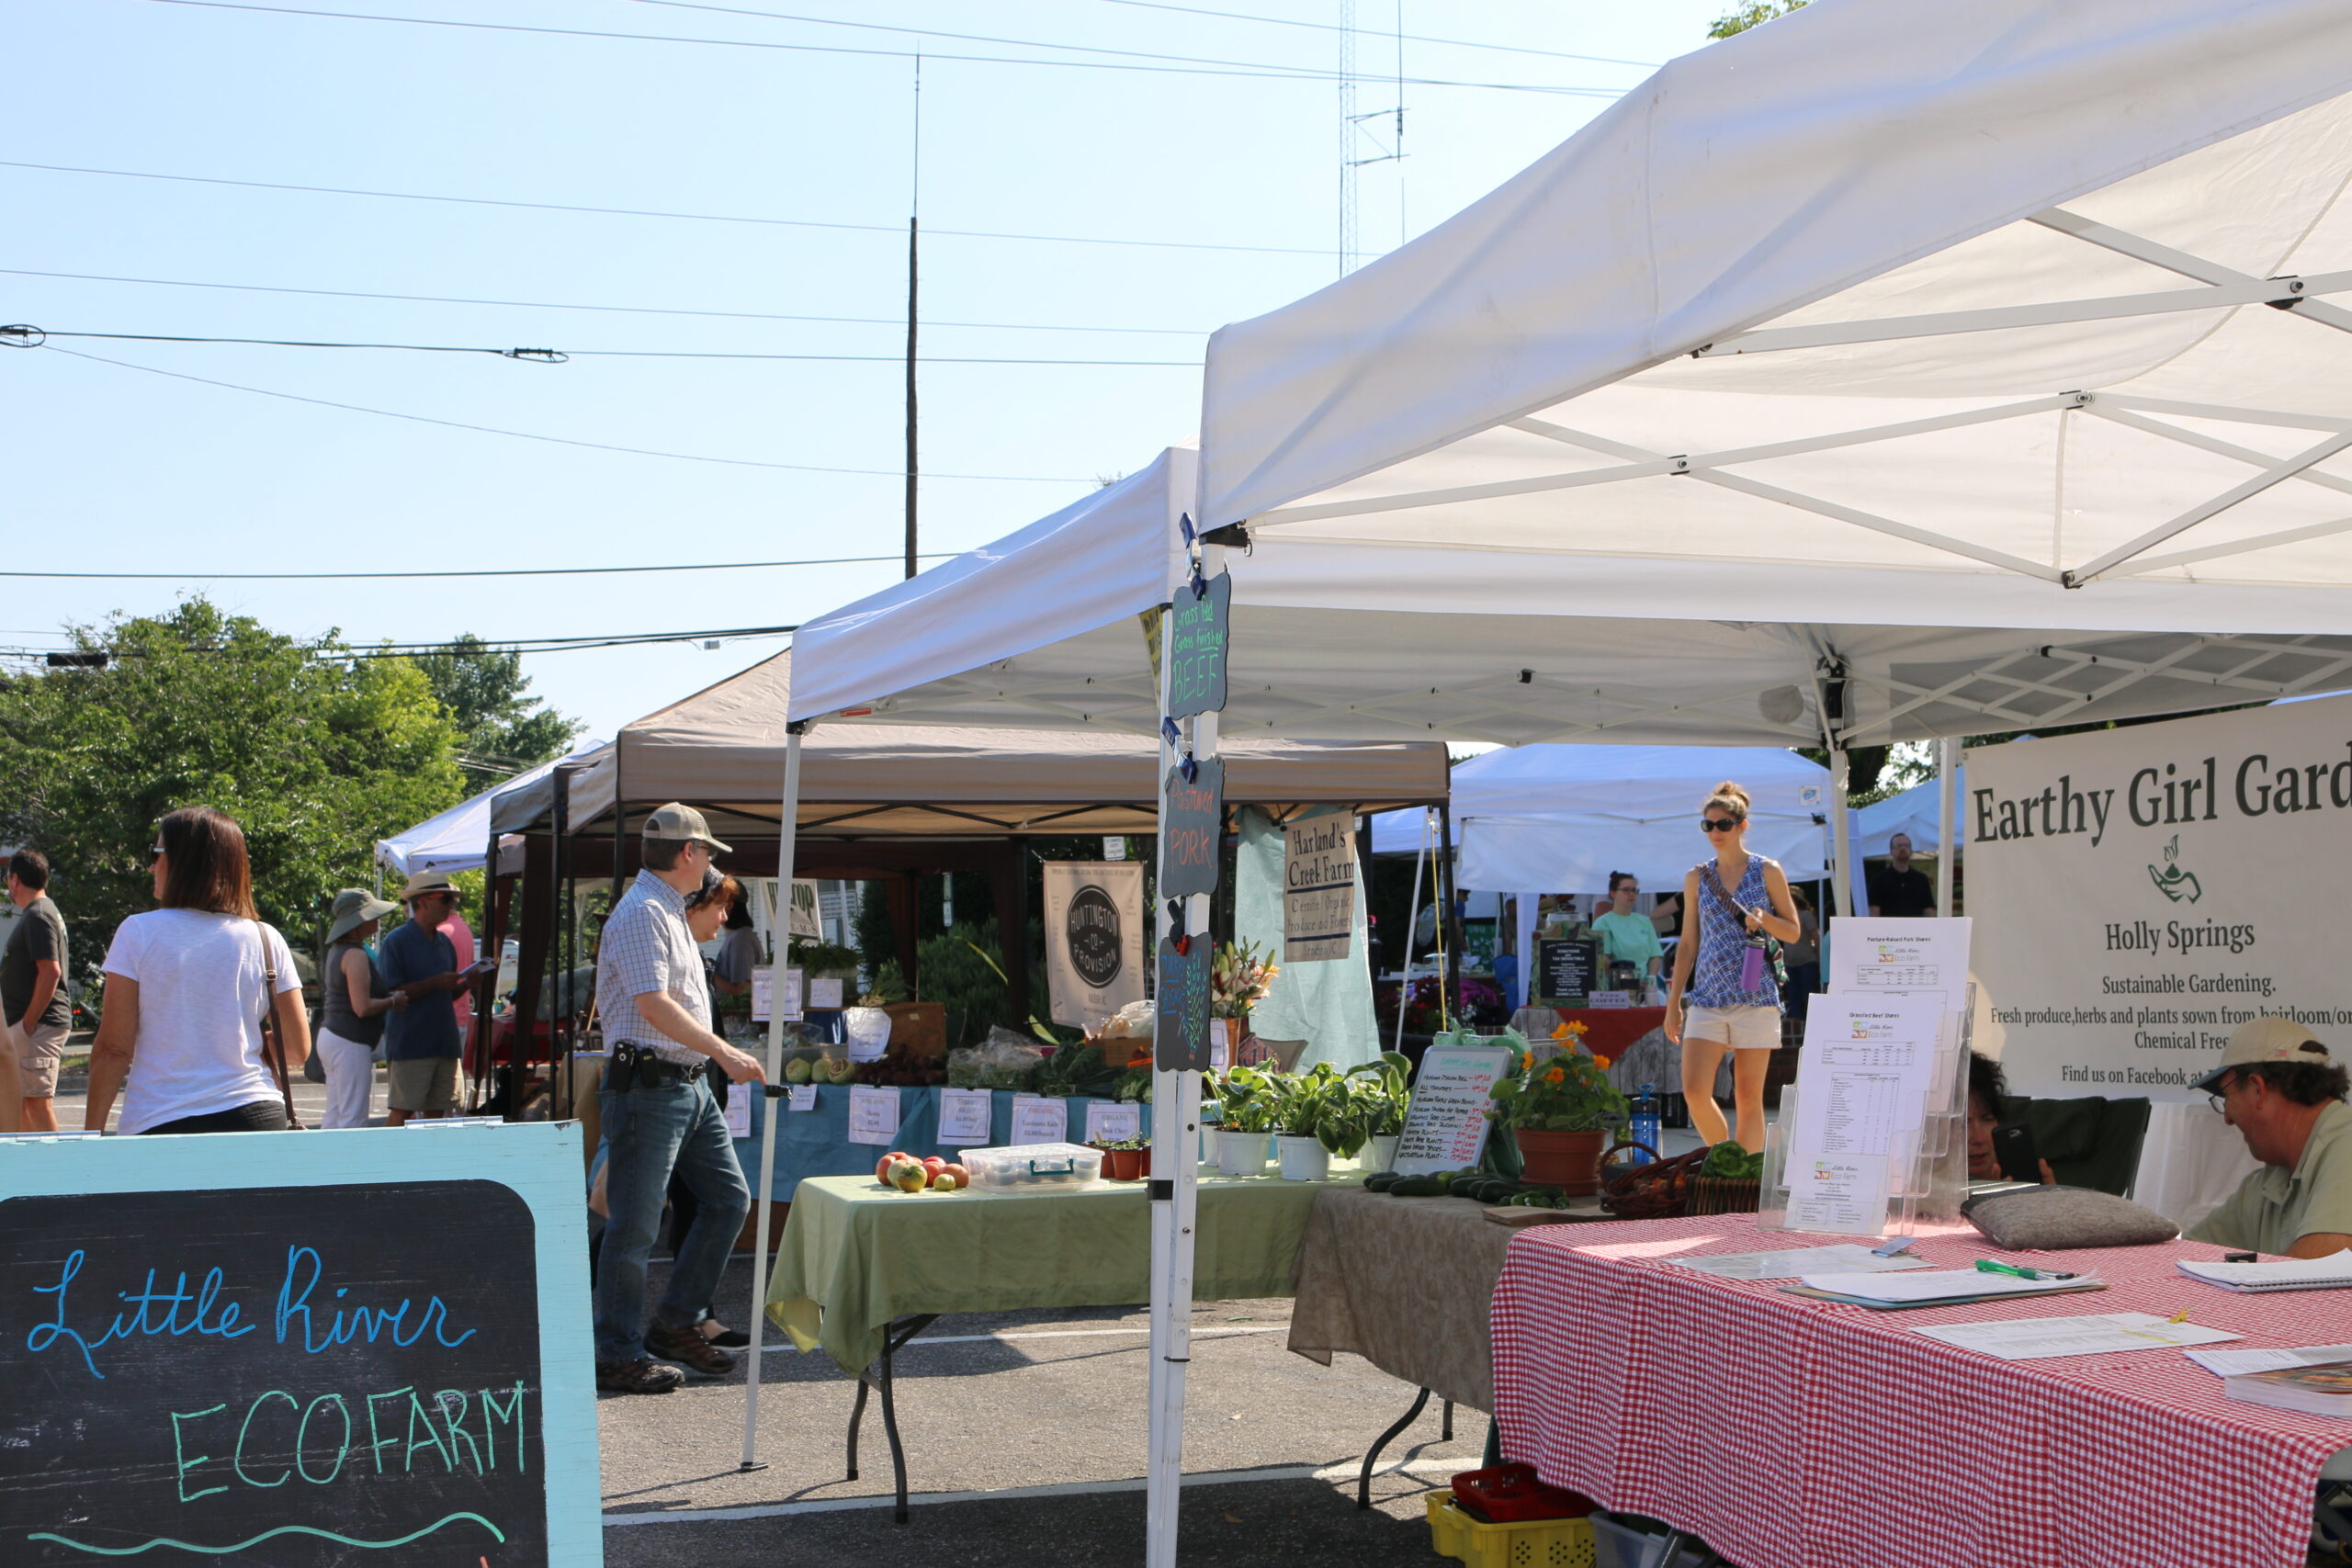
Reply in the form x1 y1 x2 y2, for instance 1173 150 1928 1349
1563 1020 1589 1037
1592 1055 1612 1070
1545 1066 1566 1085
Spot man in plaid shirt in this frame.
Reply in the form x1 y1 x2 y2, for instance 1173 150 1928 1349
593 803 765 1394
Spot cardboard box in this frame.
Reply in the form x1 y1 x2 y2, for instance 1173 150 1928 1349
883 1001 947 1059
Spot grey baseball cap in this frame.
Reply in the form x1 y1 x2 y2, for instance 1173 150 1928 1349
2188 1017 2332 1093
641 801 731 852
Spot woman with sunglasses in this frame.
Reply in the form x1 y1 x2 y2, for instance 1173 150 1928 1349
1664 782 1802 1151
85 807 311 1134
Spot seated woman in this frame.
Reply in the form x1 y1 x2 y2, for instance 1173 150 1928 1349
1967 1052 2052 1184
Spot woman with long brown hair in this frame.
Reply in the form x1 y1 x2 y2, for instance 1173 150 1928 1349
84 807 311 1134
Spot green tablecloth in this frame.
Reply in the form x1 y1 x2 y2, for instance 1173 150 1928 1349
766 1165 1358 1376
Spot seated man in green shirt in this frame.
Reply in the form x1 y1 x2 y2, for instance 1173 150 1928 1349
2186 1019 2352 1258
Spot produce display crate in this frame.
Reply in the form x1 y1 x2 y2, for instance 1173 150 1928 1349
1427 1494 1597 1568
882 1001 947 1059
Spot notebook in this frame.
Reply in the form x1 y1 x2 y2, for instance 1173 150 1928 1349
2177 1252 2352 1292
1793 1269 2098 1305
2224 1360 2352 1416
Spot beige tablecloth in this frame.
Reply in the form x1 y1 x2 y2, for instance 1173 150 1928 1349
1286 1186 1523 1412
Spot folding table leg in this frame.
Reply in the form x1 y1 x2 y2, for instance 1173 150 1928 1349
877 1333 910 1525
1357 1385 1432 1509
845 1379 869 1481
1441 1400 1455 1442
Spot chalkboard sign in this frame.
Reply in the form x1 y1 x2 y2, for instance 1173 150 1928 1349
1155 935 1214 1072
1159 756 1224 900
1392 1043 1515 1177
1535 937 1600 1003
1165 571 1230 720
0 1127 596 1565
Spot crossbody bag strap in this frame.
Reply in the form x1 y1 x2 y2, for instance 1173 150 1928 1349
255 920 300 1126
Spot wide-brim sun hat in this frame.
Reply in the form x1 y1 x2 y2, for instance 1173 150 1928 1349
399 870 461 902
327 887 401 942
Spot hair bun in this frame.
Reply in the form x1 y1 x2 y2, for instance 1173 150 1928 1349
1703 781 1752 818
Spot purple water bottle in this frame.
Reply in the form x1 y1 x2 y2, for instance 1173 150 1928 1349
1739 920 1769 991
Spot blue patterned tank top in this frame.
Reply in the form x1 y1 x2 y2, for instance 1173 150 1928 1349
1686 855 1784 1010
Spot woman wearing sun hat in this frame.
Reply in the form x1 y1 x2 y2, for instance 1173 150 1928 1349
318 886 407 1129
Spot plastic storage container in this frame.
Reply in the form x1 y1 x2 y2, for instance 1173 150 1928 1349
956 1142 1104 1193
1427 1494 1595 1568
1449 1464 1596 1524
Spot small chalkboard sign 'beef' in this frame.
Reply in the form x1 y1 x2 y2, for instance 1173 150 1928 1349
2 1181 545 1566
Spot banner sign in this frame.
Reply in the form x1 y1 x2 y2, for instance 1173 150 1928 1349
1160 757 1225 900
0 1124 598 1565
1155 935 1214 1072
1282 815 1357 963
1042 861 1146 1026
1165 571 1230 720
1971 694 2352 1100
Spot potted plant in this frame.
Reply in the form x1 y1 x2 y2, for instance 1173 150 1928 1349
1345 1052 1413 1173
1090 1135 1148 1181
1487 1044 1628 1195
1211 940 1280 1062
1259 1064 1374 1182
1209 1066 1278 1176
836 955 904 1062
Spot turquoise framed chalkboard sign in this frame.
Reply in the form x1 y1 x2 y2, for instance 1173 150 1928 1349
0 1123 598 1566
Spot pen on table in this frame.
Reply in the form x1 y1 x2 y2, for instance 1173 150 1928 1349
1975 1258 2078 1282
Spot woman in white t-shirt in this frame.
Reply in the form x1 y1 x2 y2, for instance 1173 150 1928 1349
84 807 311 1134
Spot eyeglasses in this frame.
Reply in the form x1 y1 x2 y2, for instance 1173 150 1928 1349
1700 818 1743 833
2205 1074 2241 1116
148 844 166 864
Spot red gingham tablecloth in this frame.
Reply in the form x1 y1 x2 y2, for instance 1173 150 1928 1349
1490 1214 2352 1568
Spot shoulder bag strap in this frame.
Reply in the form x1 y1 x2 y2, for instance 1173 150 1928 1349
255 921 301 1128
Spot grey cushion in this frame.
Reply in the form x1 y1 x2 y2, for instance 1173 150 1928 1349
1961 1185 2179 1250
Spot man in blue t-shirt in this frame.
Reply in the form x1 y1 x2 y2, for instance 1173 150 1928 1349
377 872 488 1124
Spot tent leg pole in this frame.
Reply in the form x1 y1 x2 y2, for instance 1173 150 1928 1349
741 721 807 1472
1395 809 1429 1055
1828 745 1860 922
1935 738 1960 916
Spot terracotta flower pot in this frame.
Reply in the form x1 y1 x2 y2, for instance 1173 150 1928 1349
1100 1146 1142 1181
1514 1128 1607 1195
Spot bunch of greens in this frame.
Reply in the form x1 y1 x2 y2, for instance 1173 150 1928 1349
1700 1140 1765 1180
1113 1066 1153 1104
1034 1041 1120 1099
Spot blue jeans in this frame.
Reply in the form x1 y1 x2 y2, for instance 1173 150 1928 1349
594 1075 750 1364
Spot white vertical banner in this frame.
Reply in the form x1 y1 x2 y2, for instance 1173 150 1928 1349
1282 813 1358 963
1041 860 1147 1027
1971 695 2352 1100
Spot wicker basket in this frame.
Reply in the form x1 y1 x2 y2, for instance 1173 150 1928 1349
1599 1141 1702 1221
1685 1174 1762 1215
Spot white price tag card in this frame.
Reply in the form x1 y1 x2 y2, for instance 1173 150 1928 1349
752 967 807 1023
847 1085 900 1145
1009 1094 1069 1145
788 1084 819 1112
723 1088 752 1139
936 1088 995 1145
809 976 845 1010
1083 1100 1142 1145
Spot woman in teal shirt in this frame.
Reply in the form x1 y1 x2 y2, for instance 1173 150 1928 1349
1590 872 1663 987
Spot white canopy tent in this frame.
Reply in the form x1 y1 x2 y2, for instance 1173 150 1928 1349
1854 766 1970 858
376 739 606 876
1368 744 1830 890
783 6 2352 1561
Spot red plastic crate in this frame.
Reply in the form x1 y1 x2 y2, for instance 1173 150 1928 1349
1449 1463 1597 1524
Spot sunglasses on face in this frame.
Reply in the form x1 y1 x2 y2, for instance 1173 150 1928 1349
1700 818 1743 832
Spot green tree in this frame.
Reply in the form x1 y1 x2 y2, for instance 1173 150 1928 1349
0 599 467 953
1709 0 1806 39
411 634 582 795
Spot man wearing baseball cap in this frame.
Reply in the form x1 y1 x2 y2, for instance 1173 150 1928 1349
2186 1018 2352 1258
377 871 492 1126
592 803 763 1394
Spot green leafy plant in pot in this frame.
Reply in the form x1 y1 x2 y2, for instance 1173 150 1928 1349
1208 1066 1279 1175
1487 1047 1628 1196
1344 1051 1412 1173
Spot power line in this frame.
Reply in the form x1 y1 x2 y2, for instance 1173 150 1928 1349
35 345 1091 480
1084 0 1663 68
7 325 1197 367
136 0 1614 95
0 265 1213 336
0 553 960 581
0 624 805 661
0 160 1334 258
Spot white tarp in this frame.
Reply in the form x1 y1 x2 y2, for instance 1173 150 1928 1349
1368 744 1829 889
378 739 605 874
1854 766 1969 857
1969 692 2352 1100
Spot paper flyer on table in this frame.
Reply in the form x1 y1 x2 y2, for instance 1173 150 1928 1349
1664 1243 1930 1280
1797 1268 2097 1304
1782 1155 1894 1237
2187 1344 2352 1376
1827 918 1973 1000
1792 996 1946 1152
1915 1313 2239 1360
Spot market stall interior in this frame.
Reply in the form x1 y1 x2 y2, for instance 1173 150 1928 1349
780 6 2352 1562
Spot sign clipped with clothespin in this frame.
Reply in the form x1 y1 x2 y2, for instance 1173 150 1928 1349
1159 755 1224 899
1165 570 1231 720
1155 932 1214 1072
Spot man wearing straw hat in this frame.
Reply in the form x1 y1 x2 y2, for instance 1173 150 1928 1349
378 870 492 1126
592 804 763 1395
316 887 405 1129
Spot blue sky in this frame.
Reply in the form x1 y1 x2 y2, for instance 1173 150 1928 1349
4 0 1728 744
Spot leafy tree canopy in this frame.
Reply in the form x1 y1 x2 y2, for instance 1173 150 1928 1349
0 599 467 952
411 634 583 795
1709 0 1806 39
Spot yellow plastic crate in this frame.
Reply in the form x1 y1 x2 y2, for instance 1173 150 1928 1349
1426 1493 1597 1568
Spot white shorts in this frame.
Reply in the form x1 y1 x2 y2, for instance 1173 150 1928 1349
1682 1003 1781 1051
